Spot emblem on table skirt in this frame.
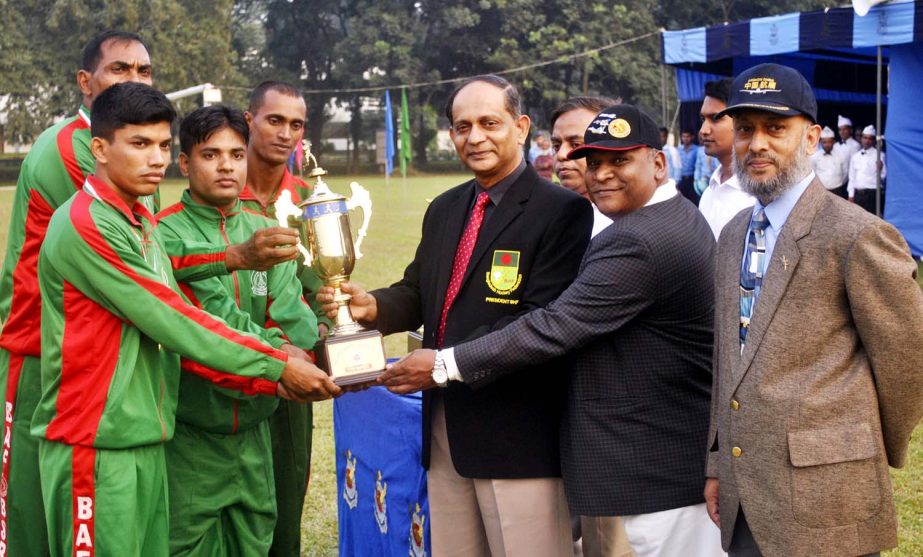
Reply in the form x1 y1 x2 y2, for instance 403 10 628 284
343 449 358 509
374 470 388 534
409 502 427 557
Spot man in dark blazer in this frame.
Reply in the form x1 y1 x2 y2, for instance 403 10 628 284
322 75 592 555
382 104 724 556
703 63 923 557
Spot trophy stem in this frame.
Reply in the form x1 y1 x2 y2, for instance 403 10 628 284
331 283 364 336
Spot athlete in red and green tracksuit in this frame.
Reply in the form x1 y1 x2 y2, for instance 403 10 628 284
0 106 222 555
240 169 330 555
31 176 300 556
158 190 319 555
0 104 163 555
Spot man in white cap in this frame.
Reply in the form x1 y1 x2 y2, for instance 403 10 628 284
833 115 861 160
848 125 886 214
811 126 849 198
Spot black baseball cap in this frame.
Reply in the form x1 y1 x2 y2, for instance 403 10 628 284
715 63 817 123
567 104 661 159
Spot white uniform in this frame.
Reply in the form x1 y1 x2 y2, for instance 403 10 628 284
848 147 886 197
811 148 848 190
833 137 860 161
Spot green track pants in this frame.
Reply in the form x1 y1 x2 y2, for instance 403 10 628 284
166 420 276 556
40 440 169 556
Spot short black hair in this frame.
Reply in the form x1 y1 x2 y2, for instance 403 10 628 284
445 75 521 124
704 78 733 104
180 105 249 155
659 127 668 134
248 80 303 114
81 30 147 72
681 129 695 136
91 82 175 141
549 96 621 132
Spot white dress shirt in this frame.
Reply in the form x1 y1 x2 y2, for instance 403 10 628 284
591 204 612 238
832 137 861 161
848 148 887 196
811 148 848 190
698 166 755 240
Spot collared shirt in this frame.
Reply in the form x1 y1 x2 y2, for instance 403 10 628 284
832 137 861 161
741 171 815 276
699 166 755 240
663 144 682 181
679 144 698 177
848 148 887 195
591 204 612 238
811 148 848 190
469 158 527 224
694 146 719 195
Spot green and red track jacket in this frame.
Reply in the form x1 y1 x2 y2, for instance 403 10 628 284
32 176 288 449
157 190 319 433
239 169 332 330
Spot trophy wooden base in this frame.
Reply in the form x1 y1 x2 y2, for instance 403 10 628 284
316 329 387 386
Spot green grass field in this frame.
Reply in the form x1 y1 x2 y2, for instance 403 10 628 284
1 175 921 555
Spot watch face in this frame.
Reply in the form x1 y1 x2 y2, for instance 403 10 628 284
433 368 448 384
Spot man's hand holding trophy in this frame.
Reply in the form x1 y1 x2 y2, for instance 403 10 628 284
275 141 387 386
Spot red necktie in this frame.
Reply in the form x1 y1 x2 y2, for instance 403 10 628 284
436 191 490 347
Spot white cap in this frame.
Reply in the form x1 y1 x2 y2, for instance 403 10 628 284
837 115 853 128
862 125 876 136
820 126 835 139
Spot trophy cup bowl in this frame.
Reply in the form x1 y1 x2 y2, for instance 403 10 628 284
275 150 385 386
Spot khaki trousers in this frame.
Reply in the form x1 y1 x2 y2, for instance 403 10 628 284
428 398 572 557
580 516 636 557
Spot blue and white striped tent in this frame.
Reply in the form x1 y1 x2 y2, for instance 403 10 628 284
661 0 923 256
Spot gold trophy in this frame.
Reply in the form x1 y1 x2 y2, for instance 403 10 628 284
275 141 385 385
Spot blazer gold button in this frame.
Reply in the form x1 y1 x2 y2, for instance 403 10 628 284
731 399 740 411
732 446 742 457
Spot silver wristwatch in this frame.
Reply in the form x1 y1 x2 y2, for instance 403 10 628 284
432 351 449 387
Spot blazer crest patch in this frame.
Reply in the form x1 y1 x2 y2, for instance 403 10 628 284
486 250 522 295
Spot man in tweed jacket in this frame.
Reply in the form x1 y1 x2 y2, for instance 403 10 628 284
704 63 923 557
382 104 723 556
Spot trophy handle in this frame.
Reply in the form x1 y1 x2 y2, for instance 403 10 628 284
274 190 313 261
346 182 372 259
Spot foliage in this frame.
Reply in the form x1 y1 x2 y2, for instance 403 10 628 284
0 0 244 144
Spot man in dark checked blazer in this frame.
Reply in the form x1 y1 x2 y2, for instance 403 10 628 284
382 104 724 556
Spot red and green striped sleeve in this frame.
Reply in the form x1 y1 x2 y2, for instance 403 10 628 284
32 186 290 448
0 110 93 356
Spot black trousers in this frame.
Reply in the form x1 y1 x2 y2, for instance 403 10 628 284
678 175 700 206
729 509 881 557
854 188 883 215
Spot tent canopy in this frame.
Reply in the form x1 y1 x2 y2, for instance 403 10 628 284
660 0 923 257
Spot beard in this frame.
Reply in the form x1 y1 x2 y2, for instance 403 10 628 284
734 132 813 204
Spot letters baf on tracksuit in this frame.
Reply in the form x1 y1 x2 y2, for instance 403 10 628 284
157 190 319 555
239 169 328 556
31 176 291 557
0 105 161 556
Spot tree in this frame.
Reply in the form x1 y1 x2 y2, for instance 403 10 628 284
0 0 244 143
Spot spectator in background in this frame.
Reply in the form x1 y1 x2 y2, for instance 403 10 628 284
833 115 861 161
811 126 849 199
529 130 553 163
677 129 698 201
661 127 682 182
697 77 754 239
848 124 887 214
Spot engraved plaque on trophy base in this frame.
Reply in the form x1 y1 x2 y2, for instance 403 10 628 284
316 329 387 386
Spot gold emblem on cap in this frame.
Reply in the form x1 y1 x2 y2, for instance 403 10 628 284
608 118 631 139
